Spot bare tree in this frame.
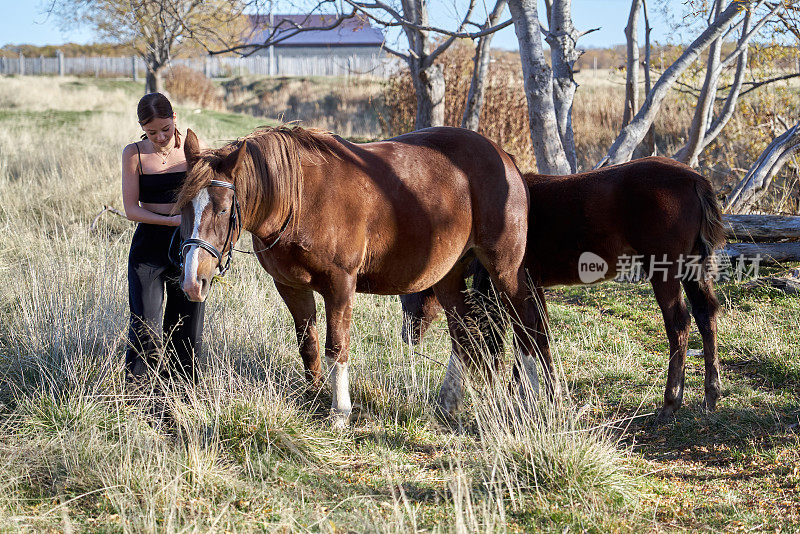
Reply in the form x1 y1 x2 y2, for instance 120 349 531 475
47 0 246 94
599 0 776 167
674 1 782 166
544 0 594 172
622 0 642 128
642 0 655 155
506 0 597 174
209 1 513 130
461 0 507 131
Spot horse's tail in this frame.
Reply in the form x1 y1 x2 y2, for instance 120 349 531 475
694 175 726 275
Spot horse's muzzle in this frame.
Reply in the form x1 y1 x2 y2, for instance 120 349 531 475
182 271 210 302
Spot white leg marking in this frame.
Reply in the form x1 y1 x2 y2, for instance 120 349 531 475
328 359 351 428
517 349 539 401
438 351 465 415
182 189 210 291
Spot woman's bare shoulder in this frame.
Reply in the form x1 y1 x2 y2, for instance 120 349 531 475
122 141 142 157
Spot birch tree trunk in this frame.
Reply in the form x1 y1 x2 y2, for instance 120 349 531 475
462 0 507 130
410 60 446 128
642 0 656 155
508 0 571 174
401 0 446 129
623 0 642 128
546 0 580 172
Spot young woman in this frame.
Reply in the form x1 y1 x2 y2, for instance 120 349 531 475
121 92 207 383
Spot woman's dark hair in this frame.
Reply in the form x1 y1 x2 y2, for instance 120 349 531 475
137 92 181 148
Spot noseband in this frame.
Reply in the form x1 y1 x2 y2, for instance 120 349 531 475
180 179 240 277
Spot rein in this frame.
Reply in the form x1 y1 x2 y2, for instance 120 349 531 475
171 179 290 278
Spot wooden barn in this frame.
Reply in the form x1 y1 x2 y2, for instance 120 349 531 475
244 14 386 61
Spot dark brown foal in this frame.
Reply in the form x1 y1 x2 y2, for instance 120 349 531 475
402 157 725 420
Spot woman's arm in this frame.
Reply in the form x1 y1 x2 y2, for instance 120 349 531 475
121 143 181 226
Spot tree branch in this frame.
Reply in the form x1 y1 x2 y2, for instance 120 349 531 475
726 122 800 213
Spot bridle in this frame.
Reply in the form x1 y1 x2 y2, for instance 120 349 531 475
171 179 290 278
180 179 240 277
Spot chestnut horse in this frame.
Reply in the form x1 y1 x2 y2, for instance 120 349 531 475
401 157 726 420
175 126 546 426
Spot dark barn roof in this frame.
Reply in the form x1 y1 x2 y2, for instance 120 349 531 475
247 14 385 48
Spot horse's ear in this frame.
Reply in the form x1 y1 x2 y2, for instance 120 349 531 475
219 141 248 177
184 129 201 169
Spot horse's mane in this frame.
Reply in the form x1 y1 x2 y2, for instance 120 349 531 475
176 125 335 230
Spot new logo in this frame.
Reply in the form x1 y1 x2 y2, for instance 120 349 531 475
578 252 608 284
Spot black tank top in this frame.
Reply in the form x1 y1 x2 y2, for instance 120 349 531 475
135 142 185 204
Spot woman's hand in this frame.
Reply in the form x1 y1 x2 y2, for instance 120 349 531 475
170 214 182 227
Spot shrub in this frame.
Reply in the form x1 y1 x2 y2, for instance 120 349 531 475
164 65 225 110
382 42 535 168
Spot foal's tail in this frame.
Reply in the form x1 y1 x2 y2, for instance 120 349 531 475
694 175 726 273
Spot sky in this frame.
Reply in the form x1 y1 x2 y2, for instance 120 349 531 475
0 0 692 51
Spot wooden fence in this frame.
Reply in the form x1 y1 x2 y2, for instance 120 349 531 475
0 53 400 78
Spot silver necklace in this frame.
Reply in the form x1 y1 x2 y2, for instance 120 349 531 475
152 142 173 165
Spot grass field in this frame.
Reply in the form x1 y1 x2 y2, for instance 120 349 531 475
1 76 799 532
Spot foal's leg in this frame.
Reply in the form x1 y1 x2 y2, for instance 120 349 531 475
321 277 356 428
274 281 322 386
651 277 692 420
433 262 484 416
400 288 442 345
682 278 722 412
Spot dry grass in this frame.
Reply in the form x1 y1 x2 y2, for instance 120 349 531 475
0 76 636 532
218 75 385 138
165 66 226 111
1 75 799 532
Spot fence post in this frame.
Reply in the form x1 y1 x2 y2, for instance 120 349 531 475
131 56 138 81
18 53 24 76
58 50 65 76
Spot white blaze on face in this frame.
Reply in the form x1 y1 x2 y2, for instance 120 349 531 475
182 188 210 288
329 359 352 428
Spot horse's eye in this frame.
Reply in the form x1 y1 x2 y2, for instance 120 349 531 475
219 208 228 215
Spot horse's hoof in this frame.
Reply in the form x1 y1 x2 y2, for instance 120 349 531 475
432 404 461 432
700 396 718 413
330 410 350 431
654 407 676 425
331 415 349 431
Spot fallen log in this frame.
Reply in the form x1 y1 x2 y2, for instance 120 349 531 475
720 242 800 265
723 214 800 242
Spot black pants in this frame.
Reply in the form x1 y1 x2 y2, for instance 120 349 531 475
126 223 205 382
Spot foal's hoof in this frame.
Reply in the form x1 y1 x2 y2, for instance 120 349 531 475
654 406 677 425
700 398 717 413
